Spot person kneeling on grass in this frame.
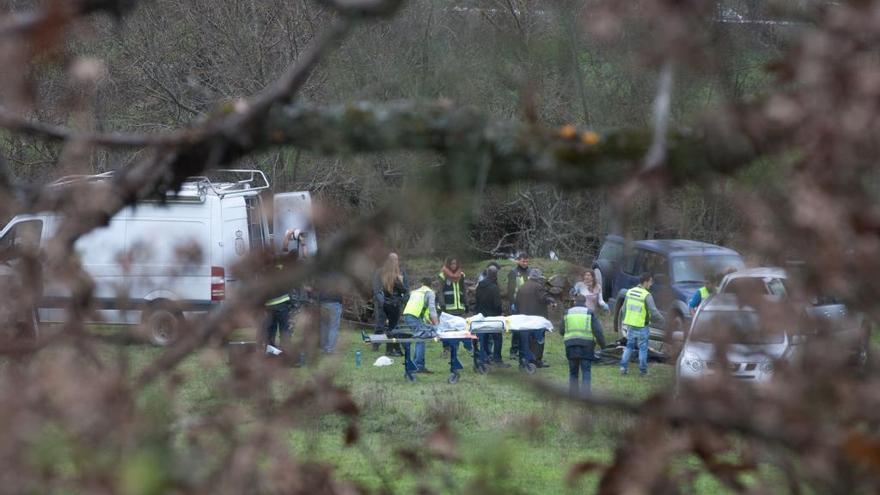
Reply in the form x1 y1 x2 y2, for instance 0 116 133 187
560 295 607 396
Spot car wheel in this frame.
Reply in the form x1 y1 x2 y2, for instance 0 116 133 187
142 304 183 346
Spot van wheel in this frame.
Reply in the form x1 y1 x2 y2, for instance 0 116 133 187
143 304 183 346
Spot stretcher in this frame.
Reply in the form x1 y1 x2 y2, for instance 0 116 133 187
361 313 554 383
361 328 475 383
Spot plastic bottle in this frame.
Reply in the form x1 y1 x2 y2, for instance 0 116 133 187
355 350 362 369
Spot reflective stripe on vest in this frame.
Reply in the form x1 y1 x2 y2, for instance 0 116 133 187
439 272 465 311
698 286 710 301
265 294 291 307
266 263 291 306
403 286 432 322
513 272 526 297
564 312 593 342
622 286 650 328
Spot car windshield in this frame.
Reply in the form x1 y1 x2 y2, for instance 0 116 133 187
672 255 745 283
723 276 788 297
690 310 785 345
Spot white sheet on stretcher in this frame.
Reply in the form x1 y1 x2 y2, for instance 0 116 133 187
436 312 468 333
469 314 554 332
436 312 554 333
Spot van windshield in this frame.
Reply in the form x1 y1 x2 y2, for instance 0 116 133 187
691 310 785 345
672 255 745 284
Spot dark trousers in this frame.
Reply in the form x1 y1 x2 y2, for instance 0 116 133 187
566 345 593 395
490 333 503 361
383 303 402 354
529 330 545 364
517 331 535 365
476 334 491 366
265 303 292 348
510 333 520 355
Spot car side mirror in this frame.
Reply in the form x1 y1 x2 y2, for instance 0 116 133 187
672 330 684 342
654 274 669 286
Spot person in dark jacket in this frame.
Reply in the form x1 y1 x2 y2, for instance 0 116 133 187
474 265 510 367
438 257 471 356
372 252 409 355
478 261 502 356
264 230 309 350
560 295 607 395
515 268 556 369
506 252 530 359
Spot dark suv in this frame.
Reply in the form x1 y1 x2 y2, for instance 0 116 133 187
595 237 746 337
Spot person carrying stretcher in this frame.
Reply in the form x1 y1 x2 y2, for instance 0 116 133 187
400 277 442 379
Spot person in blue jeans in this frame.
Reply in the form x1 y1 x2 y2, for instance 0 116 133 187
619 272 666 376
318 273 346 354
400 277 441 377
561 295 606 395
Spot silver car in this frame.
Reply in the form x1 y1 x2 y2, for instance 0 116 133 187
718 267 870 368
676 294 798 384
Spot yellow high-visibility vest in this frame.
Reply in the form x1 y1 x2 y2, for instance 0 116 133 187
439 272 466 312
563 312 593 342
403 286 432 323
622 286 650 328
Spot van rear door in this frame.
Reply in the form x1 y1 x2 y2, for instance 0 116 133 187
220 196 250 297
273 192 316 256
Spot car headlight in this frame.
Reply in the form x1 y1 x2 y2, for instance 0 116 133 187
759 361 774 373
682 352 704 372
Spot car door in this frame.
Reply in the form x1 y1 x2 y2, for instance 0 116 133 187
642 251 672 338
612 248 643 301
804 295 863 354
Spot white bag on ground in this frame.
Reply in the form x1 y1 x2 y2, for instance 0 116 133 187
373 356 394 367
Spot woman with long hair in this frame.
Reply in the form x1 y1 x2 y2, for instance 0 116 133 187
376 252 407 355
571 268 609 313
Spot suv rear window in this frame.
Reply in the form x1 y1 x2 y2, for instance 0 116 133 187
672 255 745 284
598 240 623 262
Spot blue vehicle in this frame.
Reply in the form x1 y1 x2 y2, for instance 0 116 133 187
595 237 746 337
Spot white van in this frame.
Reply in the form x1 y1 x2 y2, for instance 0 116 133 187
0 170 315 344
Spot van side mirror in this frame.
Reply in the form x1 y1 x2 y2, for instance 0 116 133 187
654 273 669 286
790 334 807 345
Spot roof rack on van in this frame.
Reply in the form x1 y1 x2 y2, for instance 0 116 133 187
186 169 270 197
50 171 115 187
49 169 270 198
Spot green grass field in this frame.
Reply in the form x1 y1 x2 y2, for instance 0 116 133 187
132 318 740 494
